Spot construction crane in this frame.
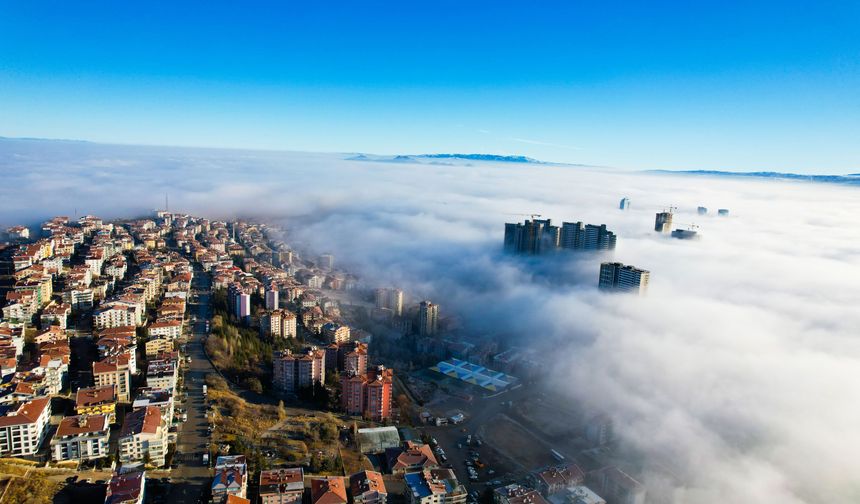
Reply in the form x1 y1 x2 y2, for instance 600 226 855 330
673 222 700 230
504 213 543 219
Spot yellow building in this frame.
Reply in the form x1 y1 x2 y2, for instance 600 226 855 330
75 385 118 423
145 337 174 358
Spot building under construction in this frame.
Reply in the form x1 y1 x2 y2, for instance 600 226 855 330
654 210 673 233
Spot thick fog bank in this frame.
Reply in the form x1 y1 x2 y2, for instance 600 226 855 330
2 139 859 503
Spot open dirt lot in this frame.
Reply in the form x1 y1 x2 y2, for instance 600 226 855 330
511 395 586 439
478 413 557 470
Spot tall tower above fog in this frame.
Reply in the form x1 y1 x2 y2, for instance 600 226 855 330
598 262 650 295
418 300 439 337
655 211 673 233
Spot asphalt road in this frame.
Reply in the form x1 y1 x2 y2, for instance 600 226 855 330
165 267 216 504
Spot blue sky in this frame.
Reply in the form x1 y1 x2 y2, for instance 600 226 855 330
1 1 859 172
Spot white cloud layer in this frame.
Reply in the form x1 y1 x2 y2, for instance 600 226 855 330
2 139 860 502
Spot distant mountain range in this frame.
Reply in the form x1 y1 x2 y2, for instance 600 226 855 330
346 153 567 165
648 169 860 185
0 135 91 144
418 153 543 163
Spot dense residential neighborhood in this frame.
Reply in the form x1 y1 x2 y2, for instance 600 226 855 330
0 212 640 504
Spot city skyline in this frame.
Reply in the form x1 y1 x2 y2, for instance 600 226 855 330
0 3 858 503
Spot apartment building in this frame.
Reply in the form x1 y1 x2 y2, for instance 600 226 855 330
0 397 51 457
592 467 645 504
145 359 178 391
322 323 351 344
119 406 168 467
132 388 175 426
93 354 132 402
344 343 368 377
598 263 650 295
147 320 182 340
50 414 110 462
417 301 438 337
341 366 393 421
40 302 71 329
530 464 586 496
261 309 298 338
76 385 118 423
38 353 69 395
374 288 403 317
273 348 325 394
93 304 139 330
145 337 174 358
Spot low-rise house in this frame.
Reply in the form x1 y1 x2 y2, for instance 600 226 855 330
105 470 145 504
386 441 438 474
50 414 110 462
259 467 304 504
212 455 248 503
118 406 167 467
0 397 51 457
404 469 467 504
311 477 348 504
350 470 388 504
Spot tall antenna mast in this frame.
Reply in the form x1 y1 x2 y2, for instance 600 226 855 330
165 193 169 212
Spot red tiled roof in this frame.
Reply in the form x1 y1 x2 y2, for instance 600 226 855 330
106 471 144 504
0 397 49 427
76 385 116 407
311 477 348 504
350 471 387 497
120 405 161 437
55 414 109 436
